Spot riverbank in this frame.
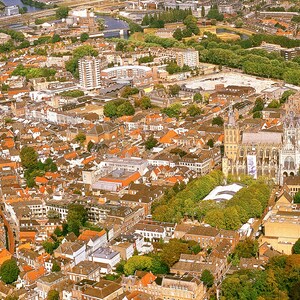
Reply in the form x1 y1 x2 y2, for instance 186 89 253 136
2 0 44 12
21 0 53 9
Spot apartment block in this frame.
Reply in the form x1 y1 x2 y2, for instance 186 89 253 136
176 49 200 69
78 57 102 90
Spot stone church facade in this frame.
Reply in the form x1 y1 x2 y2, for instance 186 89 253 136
222 98 300 185
278 115 300 184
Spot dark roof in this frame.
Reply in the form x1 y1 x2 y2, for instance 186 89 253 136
186 226 218 237
284 176 300 186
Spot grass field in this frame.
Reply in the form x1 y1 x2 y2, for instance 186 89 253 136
129 32 145 42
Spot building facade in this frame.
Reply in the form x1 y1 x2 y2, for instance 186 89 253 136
4 6 19 16
222 105 282 183
278 115 300 184
176 49 200 69
100 66 153 86
78 57 102 90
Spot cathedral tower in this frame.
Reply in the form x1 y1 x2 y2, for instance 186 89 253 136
224 104 240 160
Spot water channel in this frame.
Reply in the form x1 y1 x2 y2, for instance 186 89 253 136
216 28 249 40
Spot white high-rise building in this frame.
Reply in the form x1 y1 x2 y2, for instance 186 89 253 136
176 49 200 69
78 57 102 90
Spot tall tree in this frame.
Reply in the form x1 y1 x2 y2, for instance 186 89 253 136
211 116 224 127
294 191 300 203
103 102 117 118
47 290 59 300
193 92 203 103
234 238 258 258
173 28 183 41
201 6 205 17
51 260 61 272
75 133 86 145
20 146 38 169
145 135 158 150
56 6 69 19
292 238 300 254
0 259 20 284
116 101 135 116
201 269 214 287
168 84 181 96
67 204 87 236
80 33 89 42
140 96 152 109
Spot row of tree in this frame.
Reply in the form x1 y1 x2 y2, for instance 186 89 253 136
12 64 56 80
204 180 271 230
21 0 50 9
166 61 191 74
142 8 192 28
152 170 224 223
161 102 203 119
0 28 25 42
198 45 300 86
60 90 84 98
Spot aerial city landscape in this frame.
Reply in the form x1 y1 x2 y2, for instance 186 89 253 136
0 0 300 299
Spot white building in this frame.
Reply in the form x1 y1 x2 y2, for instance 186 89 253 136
78 56 102 90
89 247 121 267
101 65 153 85
176 49 200 69
4 5 19 16
101 157 148 175
54 242 86 265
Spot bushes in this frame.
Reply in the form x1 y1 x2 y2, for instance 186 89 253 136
12 64 56 80
103 99 135 118
144 35 184 49
60 90 84 98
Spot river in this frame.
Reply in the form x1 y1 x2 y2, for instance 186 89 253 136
2 0 42 12
99 15 129 38
1 2 130 39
